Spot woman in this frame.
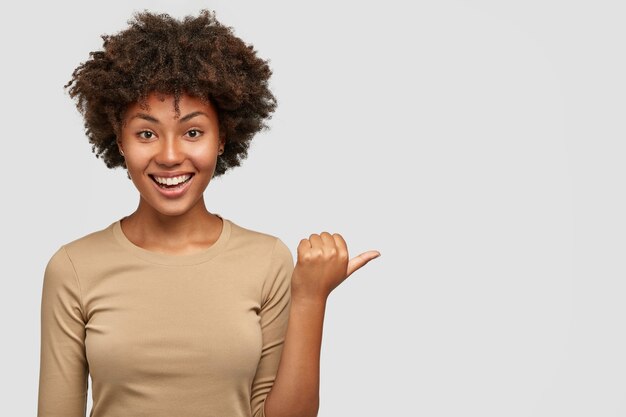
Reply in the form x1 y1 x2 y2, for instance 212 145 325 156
37 9 380 417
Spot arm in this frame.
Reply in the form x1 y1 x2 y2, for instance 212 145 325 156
251 238 323 417
263 297 325 417
37 246 89 417
264 231 381 417
250 238 295 417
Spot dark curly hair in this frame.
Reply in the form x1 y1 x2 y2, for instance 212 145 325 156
64 9 277 179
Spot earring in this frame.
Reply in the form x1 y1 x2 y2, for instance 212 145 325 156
218 148 224 155
119 149 125 157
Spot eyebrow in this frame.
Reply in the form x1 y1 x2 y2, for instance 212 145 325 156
130 111 209 124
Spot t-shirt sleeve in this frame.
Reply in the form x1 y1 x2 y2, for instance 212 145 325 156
250 238 295 417
37 245 89 417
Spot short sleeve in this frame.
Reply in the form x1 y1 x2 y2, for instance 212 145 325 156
250 238 295 417
37 245 89 417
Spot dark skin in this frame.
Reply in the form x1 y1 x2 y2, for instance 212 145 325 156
116 92 225 255
117 91 381 417
63 10 277 180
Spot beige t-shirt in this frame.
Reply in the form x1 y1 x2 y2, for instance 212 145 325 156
37 215 294 417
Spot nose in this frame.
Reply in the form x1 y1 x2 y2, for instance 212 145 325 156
154 134 186 167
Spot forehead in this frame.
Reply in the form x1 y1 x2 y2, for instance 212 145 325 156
123 92 216 120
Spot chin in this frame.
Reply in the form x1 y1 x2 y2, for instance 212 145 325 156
151 201 198 217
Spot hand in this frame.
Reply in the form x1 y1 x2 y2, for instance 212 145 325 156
291 231 381 303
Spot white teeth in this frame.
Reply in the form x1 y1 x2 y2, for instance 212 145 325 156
153 174 192 185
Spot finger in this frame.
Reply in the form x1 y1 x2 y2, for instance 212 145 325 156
346 250 382 277
332 233 348 256
309 233 324 250
297 238 312 254
319 232 337 252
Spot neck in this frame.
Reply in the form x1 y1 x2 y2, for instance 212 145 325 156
121 196 222 251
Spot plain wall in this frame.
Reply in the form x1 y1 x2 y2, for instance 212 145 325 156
1 0 624 415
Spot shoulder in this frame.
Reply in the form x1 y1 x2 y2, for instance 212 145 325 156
44 245 74 281
51 220 119 263
227 219 294 269
228 219 291 256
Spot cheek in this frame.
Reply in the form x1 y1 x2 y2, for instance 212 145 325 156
188 149 218 171
124 154 149 173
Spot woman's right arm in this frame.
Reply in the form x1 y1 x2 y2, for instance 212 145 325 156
37 245 89 417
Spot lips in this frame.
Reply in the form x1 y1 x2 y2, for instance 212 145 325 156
150 172 195 178
149 173 194 185
149 173 195 198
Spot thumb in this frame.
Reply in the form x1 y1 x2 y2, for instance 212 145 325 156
346 251 381 278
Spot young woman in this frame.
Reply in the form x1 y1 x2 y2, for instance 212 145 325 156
37 9 380 417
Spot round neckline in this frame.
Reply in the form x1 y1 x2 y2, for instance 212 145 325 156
111 213 231 266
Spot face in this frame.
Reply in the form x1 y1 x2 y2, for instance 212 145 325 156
117 92 224 217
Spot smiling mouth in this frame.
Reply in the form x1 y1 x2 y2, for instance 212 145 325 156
149 174 195 189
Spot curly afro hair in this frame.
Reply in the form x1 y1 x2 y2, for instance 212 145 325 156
64 9 277 179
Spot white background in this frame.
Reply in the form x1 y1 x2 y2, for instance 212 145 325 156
1 0 624 416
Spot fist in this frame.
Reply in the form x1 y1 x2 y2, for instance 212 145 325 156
291 231 380 303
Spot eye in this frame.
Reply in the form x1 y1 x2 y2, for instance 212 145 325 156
187 129 204 138
137 130 154 140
